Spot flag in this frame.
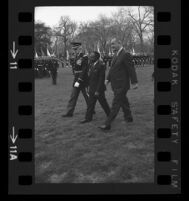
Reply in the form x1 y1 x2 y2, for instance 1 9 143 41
41 48 45 56
97 42 102 60
108 48 111 56
35 51 38 58
47 48 51 56
132 48 136 55
51 51 55 57
97 41 100 53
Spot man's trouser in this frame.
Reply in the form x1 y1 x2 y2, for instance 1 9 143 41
85 92 110 121
66 86 89 115
105 88 132 126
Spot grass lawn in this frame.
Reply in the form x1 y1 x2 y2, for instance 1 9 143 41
35 64 154 183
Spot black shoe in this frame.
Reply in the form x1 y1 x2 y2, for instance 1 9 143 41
80 119 92 124
62 114 73 117
99 125 111 131
125 116 133 122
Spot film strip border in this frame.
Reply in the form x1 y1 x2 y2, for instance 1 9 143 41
9 3 34 192
8 1 181 195
155 6 181 191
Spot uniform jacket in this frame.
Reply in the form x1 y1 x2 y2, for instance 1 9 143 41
73 53 89 87
88 60 106 94
107 48 138 91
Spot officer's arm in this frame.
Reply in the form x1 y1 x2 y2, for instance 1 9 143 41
124 53 138 84
106 72 110 82
96 64 105 93
78 56 88 83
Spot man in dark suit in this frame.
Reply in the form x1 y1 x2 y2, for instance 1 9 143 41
62 42 89 117
99 38 138 131
81 52 110 123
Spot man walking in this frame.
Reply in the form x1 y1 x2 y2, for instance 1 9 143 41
62 42 89 117
80 51 110 123
99 38 138 131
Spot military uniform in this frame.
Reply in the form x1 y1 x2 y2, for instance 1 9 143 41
37 60 43 78
63 51 89 116
49 59 58 85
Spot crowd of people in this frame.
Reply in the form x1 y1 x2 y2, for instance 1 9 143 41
34 57 59 85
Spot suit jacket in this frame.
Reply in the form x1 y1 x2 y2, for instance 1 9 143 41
107 48 138 91
88 60 106 94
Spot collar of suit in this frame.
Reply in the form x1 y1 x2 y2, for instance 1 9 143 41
90 59 99 68
93 60 99 67
117 47 124 56
111 48 124 66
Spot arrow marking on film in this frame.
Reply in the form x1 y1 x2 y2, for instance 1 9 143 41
10 41 18 59
10 126 18 144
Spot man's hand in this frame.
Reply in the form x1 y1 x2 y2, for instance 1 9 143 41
94 91 99 96
104 80 109 86
74 82 80 88
131 83 138 89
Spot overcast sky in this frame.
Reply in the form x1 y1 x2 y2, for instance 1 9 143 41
35 6 136 27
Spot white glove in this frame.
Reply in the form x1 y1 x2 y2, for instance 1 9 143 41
74 82 80 87
104 80 109 86
131 83 138 89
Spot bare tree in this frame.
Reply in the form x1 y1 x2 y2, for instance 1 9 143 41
128 6 154 54
111 8 136 52
91 15 113 53
54 16 77 58
75 16 113 54
34 22 52 56
75 22 98 53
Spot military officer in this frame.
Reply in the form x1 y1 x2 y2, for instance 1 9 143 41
62 42 89 117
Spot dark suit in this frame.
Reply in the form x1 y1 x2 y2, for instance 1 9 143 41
85 60 110 121
105 48 138 126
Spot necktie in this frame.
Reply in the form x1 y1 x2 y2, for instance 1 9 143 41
88 63 94 76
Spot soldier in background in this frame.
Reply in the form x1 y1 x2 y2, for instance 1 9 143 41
45 60 51 77
37 59 44 78
49 58 58 85
62 42 89 117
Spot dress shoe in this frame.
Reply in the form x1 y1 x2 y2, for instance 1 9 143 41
125 116 133 122
62 114 73 117
80 119 91 124
99 125 111 131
